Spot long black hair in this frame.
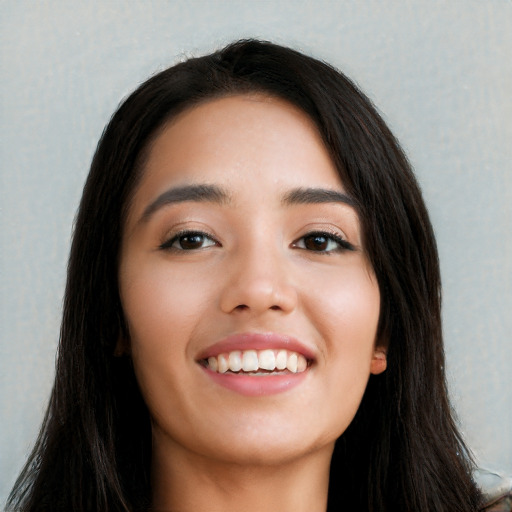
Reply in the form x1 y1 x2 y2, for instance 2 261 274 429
7 39 482 511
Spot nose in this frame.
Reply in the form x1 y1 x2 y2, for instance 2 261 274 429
219 244 298 316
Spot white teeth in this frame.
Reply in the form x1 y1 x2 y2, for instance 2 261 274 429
229 351 243 372
218 354 229 373
242 350 259 371
205 349 309 374
286 353 298 373
275 350 287 370
207 356 218 372
297 354 307 372
258 349 276 370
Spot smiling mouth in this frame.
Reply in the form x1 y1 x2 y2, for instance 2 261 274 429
201 349 310 375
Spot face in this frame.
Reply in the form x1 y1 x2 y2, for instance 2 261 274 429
119 95 386 467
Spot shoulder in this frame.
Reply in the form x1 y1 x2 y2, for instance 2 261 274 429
476 469 512 512
480 494 511 512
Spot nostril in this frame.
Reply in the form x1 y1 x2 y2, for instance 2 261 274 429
220 279 297 315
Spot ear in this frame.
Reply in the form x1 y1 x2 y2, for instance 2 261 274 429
370 347 387 375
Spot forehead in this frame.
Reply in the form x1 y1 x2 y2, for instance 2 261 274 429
129 94 345 217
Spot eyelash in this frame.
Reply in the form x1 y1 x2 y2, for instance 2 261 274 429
159 229 354 253
292 231 355 253
159 230 219 251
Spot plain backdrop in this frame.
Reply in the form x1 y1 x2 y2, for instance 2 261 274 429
1 0 511 504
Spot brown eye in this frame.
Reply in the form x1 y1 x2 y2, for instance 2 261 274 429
178 233 207 250
304 234 329 251
160 231 217 251
293 231 354 253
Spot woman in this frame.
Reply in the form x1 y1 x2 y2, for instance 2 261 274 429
7 39 482 511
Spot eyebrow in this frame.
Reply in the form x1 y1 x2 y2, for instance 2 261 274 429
282 187 357 208
141 184 230 221
140 184 357 223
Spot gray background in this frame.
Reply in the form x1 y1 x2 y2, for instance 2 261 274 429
1 0 511 504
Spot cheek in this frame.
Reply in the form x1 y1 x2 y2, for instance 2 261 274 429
300 262 380 431
121 257 209 334
301 261 380 347
119 257 214 379
118 259 211 428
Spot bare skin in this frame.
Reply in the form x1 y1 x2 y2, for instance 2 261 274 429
151 438 332 512
119 95 386 511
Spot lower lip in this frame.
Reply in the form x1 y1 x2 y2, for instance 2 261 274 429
201 367 308 396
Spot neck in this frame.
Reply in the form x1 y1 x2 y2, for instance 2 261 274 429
150 439 333 512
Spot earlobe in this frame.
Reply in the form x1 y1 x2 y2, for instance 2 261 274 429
370 348 387 375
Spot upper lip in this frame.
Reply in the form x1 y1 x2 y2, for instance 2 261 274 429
196 332 316 361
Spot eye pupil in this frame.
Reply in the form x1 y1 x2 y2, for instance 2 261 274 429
180 234 204 249
305 235 328 251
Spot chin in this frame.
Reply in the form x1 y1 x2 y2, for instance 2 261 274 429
185 417 341 467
